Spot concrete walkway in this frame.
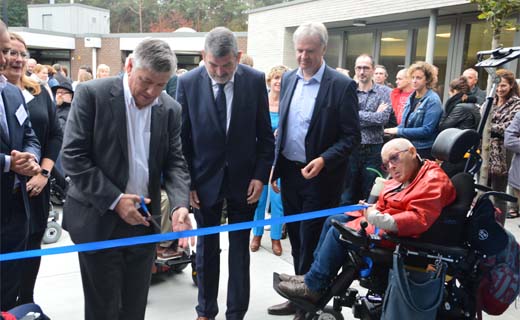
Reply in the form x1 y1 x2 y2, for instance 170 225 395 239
33 216 520 319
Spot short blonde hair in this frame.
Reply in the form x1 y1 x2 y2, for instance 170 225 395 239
266 65 289 87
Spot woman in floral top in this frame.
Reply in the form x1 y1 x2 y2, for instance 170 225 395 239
489 69 520 221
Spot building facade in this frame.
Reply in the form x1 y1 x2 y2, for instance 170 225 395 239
247 0 520 99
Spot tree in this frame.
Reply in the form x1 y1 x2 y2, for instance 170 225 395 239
469 0 520 186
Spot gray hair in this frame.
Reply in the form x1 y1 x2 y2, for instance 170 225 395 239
133 38 177 75
293 22 328 49
204 27 238 58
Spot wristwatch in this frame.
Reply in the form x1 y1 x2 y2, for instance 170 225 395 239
41 169 50 178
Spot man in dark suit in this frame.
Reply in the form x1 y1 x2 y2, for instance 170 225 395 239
1 19 42 310
176 27 274 320
268 22 360 319
60 38 191 320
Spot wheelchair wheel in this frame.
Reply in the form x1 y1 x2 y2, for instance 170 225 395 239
314 306 344 320
43 221 62 244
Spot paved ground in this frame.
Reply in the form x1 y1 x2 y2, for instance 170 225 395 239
33 212 520 319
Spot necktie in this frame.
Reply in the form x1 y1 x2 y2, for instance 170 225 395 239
216 83 227 132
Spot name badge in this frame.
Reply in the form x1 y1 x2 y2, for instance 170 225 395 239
15 104 28 126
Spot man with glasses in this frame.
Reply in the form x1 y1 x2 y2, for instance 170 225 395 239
342 54 392 206
276 138 456 303
51 81 73 132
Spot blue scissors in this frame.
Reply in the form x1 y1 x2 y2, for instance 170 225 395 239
138 195 161 229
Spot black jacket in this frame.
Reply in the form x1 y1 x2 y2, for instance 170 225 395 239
439 93 481 132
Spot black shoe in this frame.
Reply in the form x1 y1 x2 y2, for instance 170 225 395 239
278 281 321 304
293 309 306 320
267 300 296 315
279 273 305 283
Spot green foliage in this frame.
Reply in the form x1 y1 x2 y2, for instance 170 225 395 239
4 0 287 32
470 0 520 39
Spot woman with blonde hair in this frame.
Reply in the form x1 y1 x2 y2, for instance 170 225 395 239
250 65 289 256
31 63 53 98
1 32 63 305
96 63 110 78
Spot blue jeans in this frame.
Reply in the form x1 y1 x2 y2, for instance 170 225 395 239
341 144 382 205
305 214 355 292
252 181 283 240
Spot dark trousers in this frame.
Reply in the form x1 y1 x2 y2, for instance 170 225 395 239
0 191 28 310
78 221 155 320
194 196 256 320
17 231 45 305
279 156 340 276
341 144 382 205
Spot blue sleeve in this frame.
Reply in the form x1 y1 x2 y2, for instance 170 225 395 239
397 97 443 139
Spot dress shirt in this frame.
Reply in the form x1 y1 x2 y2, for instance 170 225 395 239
209 71 236 132
357 83 392 144
282 62 325 163
109 74 157 209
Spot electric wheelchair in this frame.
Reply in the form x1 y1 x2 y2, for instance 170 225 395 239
273 128 518 320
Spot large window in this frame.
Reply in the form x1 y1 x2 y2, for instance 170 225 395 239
379 30 408 86
462 21 517 90
413 24 451 97
325 31 343 68
345 32 374 72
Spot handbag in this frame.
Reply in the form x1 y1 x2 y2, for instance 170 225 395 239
381 247 446 320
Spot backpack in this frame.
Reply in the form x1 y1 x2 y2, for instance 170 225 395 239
478 230 520 315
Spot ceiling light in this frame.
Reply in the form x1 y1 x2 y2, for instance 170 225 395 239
436 33 451 38
353 20 367 27
381 37 404 42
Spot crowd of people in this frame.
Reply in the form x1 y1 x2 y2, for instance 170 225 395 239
1 16 520 320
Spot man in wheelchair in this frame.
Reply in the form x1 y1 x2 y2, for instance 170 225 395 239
277 138 456 304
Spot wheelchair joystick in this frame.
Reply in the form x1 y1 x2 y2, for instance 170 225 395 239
359 220 368 236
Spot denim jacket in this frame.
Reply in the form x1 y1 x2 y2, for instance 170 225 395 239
397 89 443 150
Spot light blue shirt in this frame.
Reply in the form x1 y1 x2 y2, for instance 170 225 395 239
282 63 325 163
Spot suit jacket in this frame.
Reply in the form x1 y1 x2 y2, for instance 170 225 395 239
273 65 360 200
61 76 190 244
177 64 274 207
1 83 41 231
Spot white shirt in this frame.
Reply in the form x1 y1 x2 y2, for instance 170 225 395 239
208 70 236 132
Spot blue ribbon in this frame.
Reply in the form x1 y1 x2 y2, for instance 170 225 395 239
0 204 367 262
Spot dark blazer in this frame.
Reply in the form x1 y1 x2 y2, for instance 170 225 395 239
61 76 190 244
1 83 41 228
273 65 360 199
177 64 274 207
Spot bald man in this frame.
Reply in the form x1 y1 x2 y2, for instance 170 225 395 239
462 68 486 105
277 138 456 303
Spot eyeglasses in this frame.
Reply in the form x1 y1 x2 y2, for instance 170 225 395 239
381 149 408 171
355 66 371 71
9 50 29 59
1 48 11 56
55 90 71 96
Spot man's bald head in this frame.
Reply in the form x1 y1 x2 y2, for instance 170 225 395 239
0 19 11 68
381 138 414 155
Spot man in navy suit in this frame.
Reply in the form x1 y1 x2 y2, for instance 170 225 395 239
177 27 274 320
1 19 42 310
268 22 360 319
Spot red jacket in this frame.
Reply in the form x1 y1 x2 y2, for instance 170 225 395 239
346 160 456 238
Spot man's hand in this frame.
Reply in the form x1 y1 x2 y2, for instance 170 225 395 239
10 150 40 176
171 207 194 248
26 174 49 197
301 157 325 179
376 102 389 113
247 179 263 204
360 200 377 219
384 127 398 135
190 190 201 209
114 194 150 227
271 179 280 193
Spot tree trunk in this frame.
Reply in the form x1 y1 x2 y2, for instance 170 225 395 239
478 34 500 186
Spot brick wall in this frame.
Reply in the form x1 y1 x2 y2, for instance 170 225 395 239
71 38 92 81
98 38 123 77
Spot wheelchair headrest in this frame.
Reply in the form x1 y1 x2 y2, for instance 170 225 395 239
432 128 480 163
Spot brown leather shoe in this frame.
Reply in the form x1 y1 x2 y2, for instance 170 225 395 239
272 239 282 256
250 235 262 252
279 273 304 282
267 300 296 315
278 281 321 304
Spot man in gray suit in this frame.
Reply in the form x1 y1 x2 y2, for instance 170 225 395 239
61 38 191 320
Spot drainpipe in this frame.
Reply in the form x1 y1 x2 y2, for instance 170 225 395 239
425 9 438 64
